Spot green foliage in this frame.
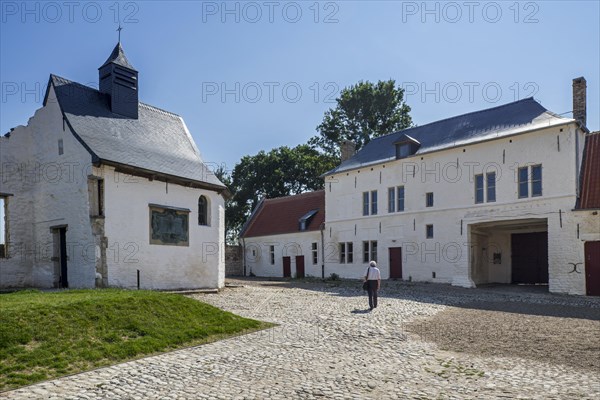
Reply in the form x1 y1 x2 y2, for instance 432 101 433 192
0 289 271 390
225 144 337 241
309 80 412 155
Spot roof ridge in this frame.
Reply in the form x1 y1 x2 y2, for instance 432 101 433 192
265 190 325 202
370 97 542 144
51 74 181 118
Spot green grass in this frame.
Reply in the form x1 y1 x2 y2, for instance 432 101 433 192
0 289 271 391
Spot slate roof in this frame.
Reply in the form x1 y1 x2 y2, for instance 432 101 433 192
325 98 574 175
577 132 600 210
240 191 325 238
45 74 226 191
100 42 135 70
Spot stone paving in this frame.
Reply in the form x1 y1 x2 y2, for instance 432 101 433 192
2 279 599 400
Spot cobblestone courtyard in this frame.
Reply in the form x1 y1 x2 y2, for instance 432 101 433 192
3 279 600 400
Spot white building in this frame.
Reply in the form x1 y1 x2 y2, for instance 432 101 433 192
243 78 600 295
0 42 227 290
240 191 325 278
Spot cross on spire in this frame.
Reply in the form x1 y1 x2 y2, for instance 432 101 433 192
117 24 123 43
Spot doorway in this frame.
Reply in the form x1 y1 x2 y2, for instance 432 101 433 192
389 247 402 279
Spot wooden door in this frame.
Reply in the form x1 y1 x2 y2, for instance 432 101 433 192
295 256 305 278
282 256 291 278
511 232 548 284
389 247 402 279
585 241 600 296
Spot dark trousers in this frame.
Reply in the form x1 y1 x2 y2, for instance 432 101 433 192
367 280 378 309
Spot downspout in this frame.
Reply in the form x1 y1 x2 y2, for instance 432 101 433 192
241 237 247 276
320 223 325 279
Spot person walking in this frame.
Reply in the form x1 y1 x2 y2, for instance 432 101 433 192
364 260 381 310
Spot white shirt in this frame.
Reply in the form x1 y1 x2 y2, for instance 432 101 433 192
365 266 381 280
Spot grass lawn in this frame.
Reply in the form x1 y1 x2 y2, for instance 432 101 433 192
0 289 271 391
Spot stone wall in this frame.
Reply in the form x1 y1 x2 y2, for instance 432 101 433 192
225 245 243 276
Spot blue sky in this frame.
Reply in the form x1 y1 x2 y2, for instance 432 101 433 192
1 1 599 172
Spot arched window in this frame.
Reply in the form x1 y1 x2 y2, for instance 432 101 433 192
198 196 209 226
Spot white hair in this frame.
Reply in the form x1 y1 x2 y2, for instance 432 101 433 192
369 261 377 267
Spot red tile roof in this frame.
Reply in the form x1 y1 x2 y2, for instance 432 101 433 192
241 191 325 238
578 132 600 209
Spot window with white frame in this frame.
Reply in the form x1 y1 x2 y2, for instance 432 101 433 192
339 242 353 263
518 165 542 198
362 190 378 215
269 245 275 265
388 187 395 213
397 186 405 212
362 241 377 263
312 242 318 264
475 172 496 203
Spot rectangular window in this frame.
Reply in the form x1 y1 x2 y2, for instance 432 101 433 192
518 167 529 198
426 192 434 207
363 240 377 263
397 186 405 212
371 190 378 215
339 242 353 264
347 242 353 263
149 204 190 246
396 143 410 159
371 241 377 263
426 224 434 239
312 242 318 264
486 172 496 202
475 174 484 204
58 139 64 155
362 192 369 216
0 196 7 258
388 187 395 213
531 165 542 196
87 177 104 217
270 245 275 265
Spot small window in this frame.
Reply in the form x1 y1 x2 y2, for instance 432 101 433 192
518 167 529 198
531 165 542 196
486 172 496 202
426 192 434 207
426 224 434 239
363 241 369 263
396 143 411 159
397 186 405 212
475 174 484 204
362 192 369 216
388 187 395 213
270 245 275 265
312 242 318 264
347 242 353 263
0 196 7 258
198 196 209 226
371 190 378 215
58 139 64 155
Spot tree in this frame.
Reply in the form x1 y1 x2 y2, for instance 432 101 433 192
309 80 412 156
225 144 337 242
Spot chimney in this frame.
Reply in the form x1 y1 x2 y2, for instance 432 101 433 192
340 140 356 162
99 42 139 119
573 77 586 127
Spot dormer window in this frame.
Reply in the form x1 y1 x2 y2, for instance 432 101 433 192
393 134 420 159
299 209 318 231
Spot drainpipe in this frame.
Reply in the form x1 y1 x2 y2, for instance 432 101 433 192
241 237 247 276
320 223 325 279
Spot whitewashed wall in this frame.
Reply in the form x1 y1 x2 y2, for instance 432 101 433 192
0 86 96 288
244 231 322 278
324 122 589 294
99 165 225 290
